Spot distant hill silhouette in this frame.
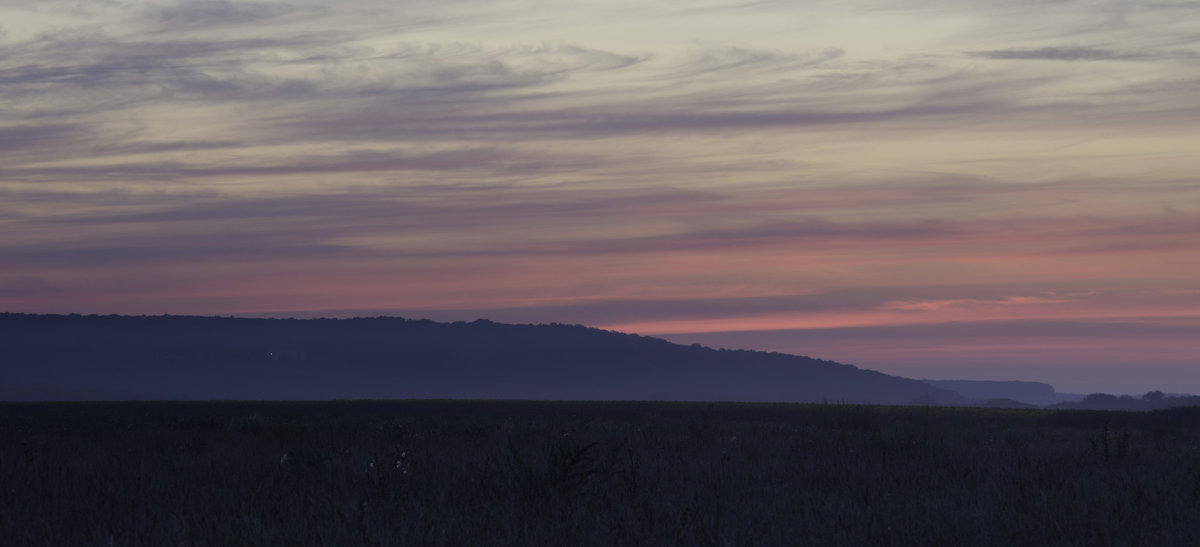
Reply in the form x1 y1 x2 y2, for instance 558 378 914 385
1048 392 1200 411
977 398 1040 409
0 313 966 404
921 379 1083 407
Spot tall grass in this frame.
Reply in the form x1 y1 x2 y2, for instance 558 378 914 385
2 400 1198 545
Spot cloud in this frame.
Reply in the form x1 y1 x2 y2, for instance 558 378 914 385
879 296 1069 312
356 285 1102 327
667 46 845 79
266 75 1032 145
0 147 604 182
0 183 731 269
0 32 339 125
88 139 248 156
150 0 301 30
5 0 1196 186
0 276 63 298
967 46 1196 62
0 124 89 155
7 171 1199 279
600 285 1200 341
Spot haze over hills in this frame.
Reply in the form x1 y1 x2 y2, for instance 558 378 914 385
920 380 1083 407
0 313 970 405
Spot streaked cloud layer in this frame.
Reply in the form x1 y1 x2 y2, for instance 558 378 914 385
3 0 1198 393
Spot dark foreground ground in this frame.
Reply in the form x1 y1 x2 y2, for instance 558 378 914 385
3 400 1199 546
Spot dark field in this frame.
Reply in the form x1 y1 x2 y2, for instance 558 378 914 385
3 400 1200 545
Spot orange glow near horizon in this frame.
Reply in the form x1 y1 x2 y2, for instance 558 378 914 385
597 296 1200 336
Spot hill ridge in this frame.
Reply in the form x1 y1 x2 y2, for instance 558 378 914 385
0 312 965 404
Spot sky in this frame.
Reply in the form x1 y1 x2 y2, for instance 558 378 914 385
2 0 1198 395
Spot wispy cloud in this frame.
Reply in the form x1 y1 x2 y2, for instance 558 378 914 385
149 0 303 30
0 147 604 183
0 124 89 155
967 46 1197 61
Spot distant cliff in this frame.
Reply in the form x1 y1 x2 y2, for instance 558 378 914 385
0 313 965 404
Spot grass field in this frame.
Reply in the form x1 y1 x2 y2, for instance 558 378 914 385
3 400 1199 545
